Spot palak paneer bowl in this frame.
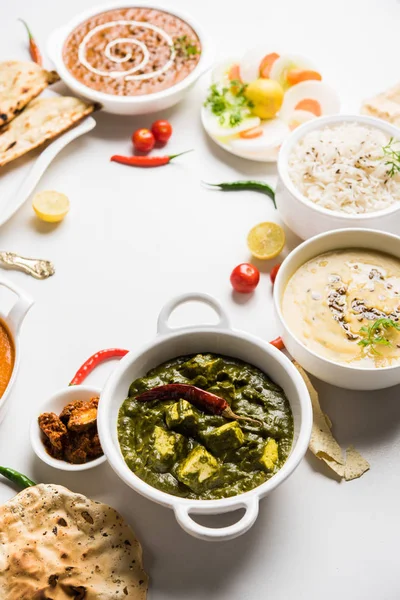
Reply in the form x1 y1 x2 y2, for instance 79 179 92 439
97 293 312 541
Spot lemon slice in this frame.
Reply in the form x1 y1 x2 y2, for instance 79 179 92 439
247 222 285 260
32 190 70 223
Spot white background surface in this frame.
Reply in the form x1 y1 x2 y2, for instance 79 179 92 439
0 0 400 598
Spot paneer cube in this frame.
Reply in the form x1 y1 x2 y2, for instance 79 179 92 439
176 446 219 493
258 438 279 472
165 399 197 432
203 421 244 456
147 426 181 473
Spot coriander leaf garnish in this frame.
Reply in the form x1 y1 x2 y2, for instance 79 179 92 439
382 137 400 178
204 80 253 128
173 35 201 58
357 317 400 353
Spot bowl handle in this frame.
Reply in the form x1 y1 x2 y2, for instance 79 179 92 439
0 276 34 332
174 497 259 541
157 292 230 335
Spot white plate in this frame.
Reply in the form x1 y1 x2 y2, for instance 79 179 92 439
201 107 281 163
0 93 96 228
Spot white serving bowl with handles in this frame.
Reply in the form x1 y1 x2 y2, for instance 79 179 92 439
98 292 312 542
274 228 400 390
47 1 214 115
276 114 400 240
0 276 34 423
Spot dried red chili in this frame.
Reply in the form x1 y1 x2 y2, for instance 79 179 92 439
69 349 129 386
18 19 42 65
270 337 285 350
110 150 192 168
135 383 261 425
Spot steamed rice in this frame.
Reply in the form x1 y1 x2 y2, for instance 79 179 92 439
288 122 400 214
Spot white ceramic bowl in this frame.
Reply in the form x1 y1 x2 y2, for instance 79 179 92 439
98 292 312 542
0 276 33 424
47 2 214 115
276 114 400 240
31 385 106 471
274 228 400 390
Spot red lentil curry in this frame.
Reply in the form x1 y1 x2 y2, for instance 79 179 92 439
63 7 202 96
0 320 14 398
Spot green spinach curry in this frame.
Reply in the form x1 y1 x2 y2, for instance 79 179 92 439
118 353 293 500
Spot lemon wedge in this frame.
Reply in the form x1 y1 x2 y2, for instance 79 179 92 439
32 191 70 223
247 222 285 260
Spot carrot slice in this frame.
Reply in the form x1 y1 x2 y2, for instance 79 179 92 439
287 69 322 86
295 99 322 117
239 126 263 139
259 53 280 78
228 64 242 82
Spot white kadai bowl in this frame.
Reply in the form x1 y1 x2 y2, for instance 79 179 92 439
0 276 33 424
276 114 400 240
274 228 400 390
98 293 312 542
47 2 214 115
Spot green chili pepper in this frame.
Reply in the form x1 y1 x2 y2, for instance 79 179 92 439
0 467 36 489
203 180 276 208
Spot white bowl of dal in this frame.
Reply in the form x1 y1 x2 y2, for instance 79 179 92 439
47 2 214 115
274 228 400 390
276 114 400 240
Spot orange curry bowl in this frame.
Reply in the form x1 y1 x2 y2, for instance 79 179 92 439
0 276 34 423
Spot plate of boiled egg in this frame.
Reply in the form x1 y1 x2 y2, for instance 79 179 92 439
201 47 340 162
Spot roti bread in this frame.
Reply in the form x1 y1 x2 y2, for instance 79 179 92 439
361 83 400 126
0 96 96 167
0 60 59 126
0 483 148 599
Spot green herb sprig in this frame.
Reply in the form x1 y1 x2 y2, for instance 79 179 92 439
173 35 200 57
357 317 400 353
382 137 400 178
204 81 253 128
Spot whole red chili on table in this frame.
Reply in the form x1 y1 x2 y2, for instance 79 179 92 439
135 383 261 425
270 337 285 350
18 19 42 65
110 150 192 168
69 348 129 386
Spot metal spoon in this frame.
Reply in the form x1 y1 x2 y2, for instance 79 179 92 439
0 251 55 280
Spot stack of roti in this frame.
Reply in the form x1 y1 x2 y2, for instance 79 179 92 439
0 484 148 599
0 60 97 167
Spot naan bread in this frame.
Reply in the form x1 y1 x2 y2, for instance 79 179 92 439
361 83 400 126
0 484 148 599
0 96 96 167
0 60 59 126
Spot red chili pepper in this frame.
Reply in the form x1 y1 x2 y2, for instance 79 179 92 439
110 150 192 168
270 263 281 285
135 383 261 425
69 348 129 386
18 19 42 66
270 337 285 350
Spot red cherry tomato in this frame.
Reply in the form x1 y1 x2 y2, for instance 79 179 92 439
132 128 155 153
270 336 285 350
151 120 173 144
270 263 281 285
230 263 260 293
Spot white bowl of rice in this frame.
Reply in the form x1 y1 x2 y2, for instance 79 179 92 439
276 114 400 240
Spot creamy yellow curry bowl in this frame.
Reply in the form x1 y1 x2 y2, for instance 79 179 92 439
274 228 400 390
